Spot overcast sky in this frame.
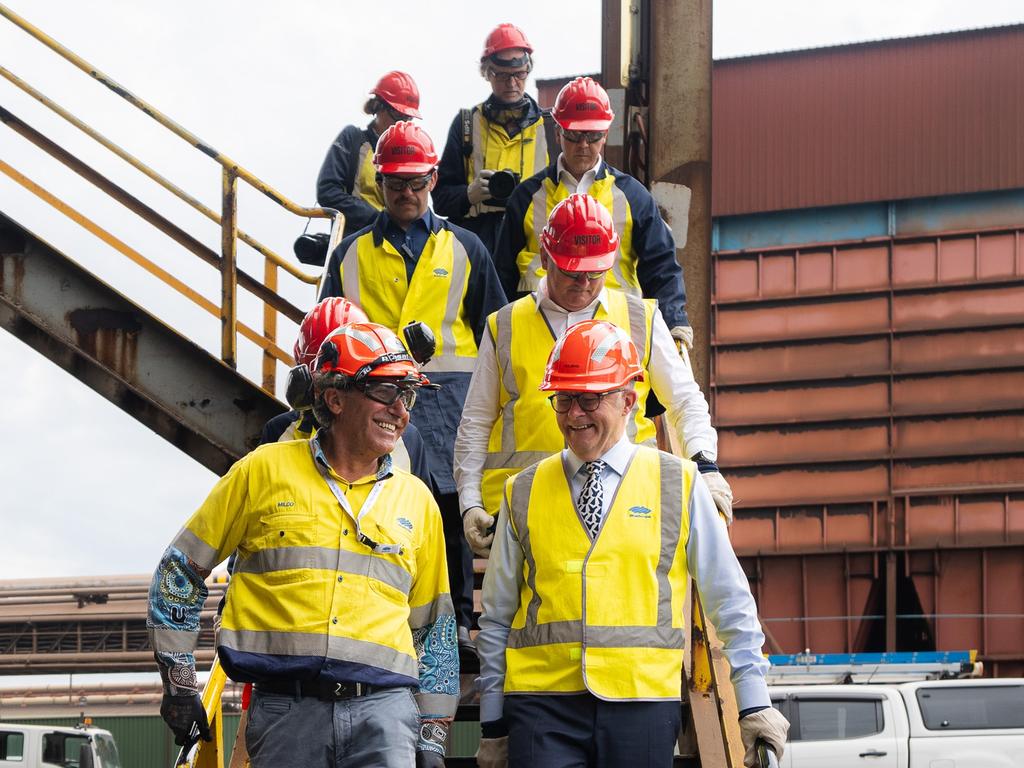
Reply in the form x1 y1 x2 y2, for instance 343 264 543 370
2 0 1023 581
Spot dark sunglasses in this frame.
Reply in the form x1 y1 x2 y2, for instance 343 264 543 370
377 173 433 192
560 129 607 145
548 390 623 414
356 380 418 410
555 263 606 281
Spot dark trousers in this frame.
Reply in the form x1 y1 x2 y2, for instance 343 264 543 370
436 492 475 629
505 693 682 768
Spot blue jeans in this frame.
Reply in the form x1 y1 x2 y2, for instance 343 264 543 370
245 686 419 767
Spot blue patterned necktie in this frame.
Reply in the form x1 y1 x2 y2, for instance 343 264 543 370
577 460 607 539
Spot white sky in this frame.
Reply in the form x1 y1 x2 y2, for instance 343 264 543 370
1 0 1023 580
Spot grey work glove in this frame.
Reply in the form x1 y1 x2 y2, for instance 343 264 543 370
416 719 448 767
670 324 694 353
740 708 789 768
463 505 496 557
475 735 509 768
702 470 734 525
468 169 495 206
160 692 211 747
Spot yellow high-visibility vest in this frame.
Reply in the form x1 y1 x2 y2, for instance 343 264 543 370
352 140 385 211
503 446 693 700
466 106 549 218
480 290 656 515
337 227 479 373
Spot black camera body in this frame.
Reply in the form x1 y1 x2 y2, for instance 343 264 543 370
487 169 521 202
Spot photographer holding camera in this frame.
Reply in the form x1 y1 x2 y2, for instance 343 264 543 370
434 23 556 255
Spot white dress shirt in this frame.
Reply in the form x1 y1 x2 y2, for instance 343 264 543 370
475 435 771 723
453 278 717 512
555 152 602 194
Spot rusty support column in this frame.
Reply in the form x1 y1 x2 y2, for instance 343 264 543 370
221 169 238 369
886 551 898 651
647 0 713 391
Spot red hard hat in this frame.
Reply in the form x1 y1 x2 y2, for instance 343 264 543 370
540 320 644 393
293 297 369 368
374 122 439 175
481 23 533 61
552 76 614 131
314 322 428 384
371 71 421 119
541 193 619 273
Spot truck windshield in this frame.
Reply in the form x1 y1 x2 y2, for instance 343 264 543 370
917 685 1024 730
94 734 122 768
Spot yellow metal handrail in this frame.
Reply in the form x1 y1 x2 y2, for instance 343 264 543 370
0 2 342 390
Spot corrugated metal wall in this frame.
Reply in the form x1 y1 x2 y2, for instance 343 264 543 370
716 223 1024 670
712 25 1024 216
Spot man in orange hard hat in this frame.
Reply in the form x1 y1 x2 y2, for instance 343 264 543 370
149 322 457 767
319 122 508 660
434 23 555 254
473 321 789 768
316 71 421 238
493 76 692 352
455 194 732 557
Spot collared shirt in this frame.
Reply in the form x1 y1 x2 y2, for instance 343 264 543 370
383 210 434 282
453 278 717 512
475 442 771 723
555 152 602 195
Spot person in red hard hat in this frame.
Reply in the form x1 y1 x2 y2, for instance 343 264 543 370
433 23 555 254
473 319 790 768
455 193 731 557
319 122 508 665
316 71 421 237
493 75 694 354
149 321 458 767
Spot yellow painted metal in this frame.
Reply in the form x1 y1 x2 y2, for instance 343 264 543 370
0 65 320 285
0 159 293 365
262 260 278 392
174 657 228 768
220 170 238 369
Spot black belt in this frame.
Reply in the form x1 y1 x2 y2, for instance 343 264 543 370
255 679 382 701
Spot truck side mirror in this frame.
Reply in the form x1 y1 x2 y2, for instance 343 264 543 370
78 742 95 768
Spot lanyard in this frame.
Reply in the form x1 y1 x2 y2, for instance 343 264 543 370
310 442 404 556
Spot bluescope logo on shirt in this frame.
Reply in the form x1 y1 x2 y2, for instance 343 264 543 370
628 505 652 519
432 267 449 278
397 517 414 532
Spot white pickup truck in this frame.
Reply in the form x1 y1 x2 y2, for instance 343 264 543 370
0 723 121 768
770 678 1024 767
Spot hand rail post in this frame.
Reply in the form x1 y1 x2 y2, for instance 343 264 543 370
220 169 238 369
262 257 278 392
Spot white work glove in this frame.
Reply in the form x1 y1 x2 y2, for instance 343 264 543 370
467 169 495 206
670 325 694 353
475 736 508 768
702 471 734 526
463 506 495 557
740 708 789 768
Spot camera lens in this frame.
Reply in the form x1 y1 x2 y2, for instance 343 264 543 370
487 170 520 202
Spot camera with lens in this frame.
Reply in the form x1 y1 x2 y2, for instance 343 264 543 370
487 169 521 203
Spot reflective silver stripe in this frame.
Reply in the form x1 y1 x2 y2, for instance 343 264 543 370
218 629 418 679
521 182 549 291
416 691 458 719
656 454 685 627
233 546 411 595
149 627 198 654
608 181 634 293
493 303 518 452
624 293 651 441
482 450 554 471
508 464 542 627
532 118 549 172
408 593 455 630
340 237 362 307
171 528 219 572
391 437 411 472
423 234 471 373
351 142 372 200
422 355 478 374
509 622 684 650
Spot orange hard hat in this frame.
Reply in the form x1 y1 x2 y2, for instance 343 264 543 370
540 320 644 393
314 322 428 385
541 193 619 273
373 122 439 175
293 297 369 368
552 76 614 132
481 23 533 61
370 71 421 119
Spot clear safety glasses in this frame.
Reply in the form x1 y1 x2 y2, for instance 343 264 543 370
356 380 418 410
487 68 530 83
378 173 433 192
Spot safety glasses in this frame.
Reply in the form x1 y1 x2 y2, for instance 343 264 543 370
487 68 530 83
377 173 433 192
555 263 606 281
356 380 418 410
548 389 623 413
384 105 411 122
560 129 607 145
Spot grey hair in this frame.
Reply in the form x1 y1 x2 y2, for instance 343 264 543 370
311 371 350 430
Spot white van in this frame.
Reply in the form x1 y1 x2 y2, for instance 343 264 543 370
0 723 121 768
